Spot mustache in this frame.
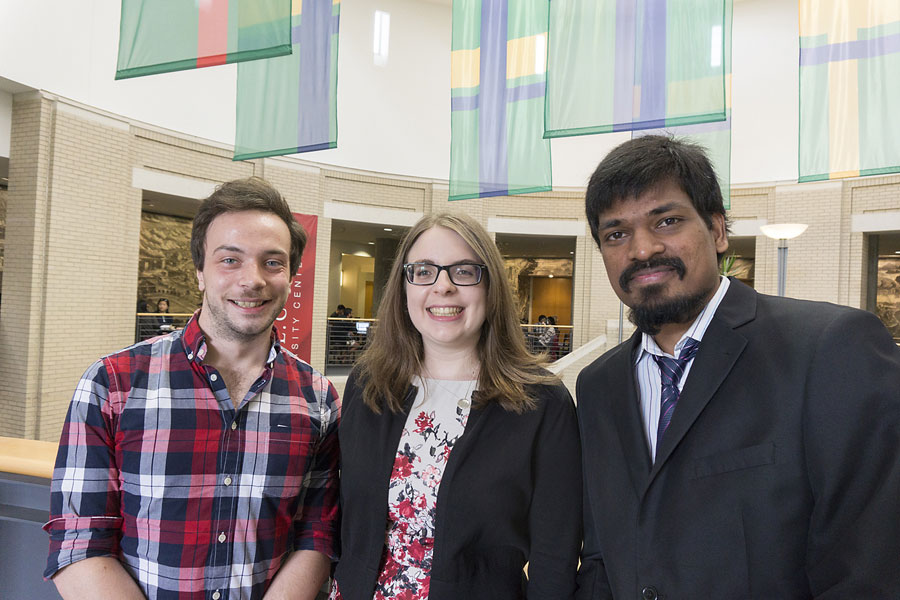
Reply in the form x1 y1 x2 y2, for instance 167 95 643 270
619 257 686 292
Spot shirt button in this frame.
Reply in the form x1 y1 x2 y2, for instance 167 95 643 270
218 532 227 543
210 373 218 382
641 586 658 600
212 591 221 600
224 476 233 486
231 421 237 430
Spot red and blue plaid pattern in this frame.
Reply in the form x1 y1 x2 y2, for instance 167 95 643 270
44 314 340 599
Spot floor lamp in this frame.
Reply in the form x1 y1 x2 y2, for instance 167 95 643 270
759 223 808 297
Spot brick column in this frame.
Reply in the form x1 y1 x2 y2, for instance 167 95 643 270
0 93 54 439
0 93 140 440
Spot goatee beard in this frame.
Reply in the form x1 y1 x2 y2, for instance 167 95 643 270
628 286 713 336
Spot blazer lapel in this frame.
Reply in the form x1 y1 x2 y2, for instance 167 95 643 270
606 334 653 495
648 279 756 485
375 386 417 490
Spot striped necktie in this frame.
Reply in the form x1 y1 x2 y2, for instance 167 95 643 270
652 337 701 443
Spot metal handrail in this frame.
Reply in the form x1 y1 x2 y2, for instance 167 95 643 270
134 312 194 343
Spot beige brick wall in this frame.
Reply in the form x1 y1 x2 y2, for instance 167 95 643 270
0 186 7 276
2 92 897 440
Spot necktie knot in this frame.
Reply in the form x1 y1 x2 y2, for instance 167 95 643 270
653 337 701 385
652 337 700 444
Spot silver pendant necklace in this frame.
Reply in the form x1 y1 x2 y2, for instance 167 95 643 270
424 367 478 410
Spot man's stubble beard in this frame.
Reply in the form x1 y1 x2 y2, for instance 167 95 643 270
202 294 285 344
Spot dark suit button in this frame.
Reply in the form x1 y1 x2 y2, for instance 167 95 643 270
641 586 658 600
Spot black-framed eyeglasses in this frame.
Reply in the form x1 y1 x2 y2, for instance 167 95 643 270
403 262 487 286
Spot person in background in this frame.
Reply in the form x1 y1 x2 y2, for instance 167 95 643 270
538 315 557 357
331 212 582 599
45 177 340 600
154 297 174 335
576 135 900 598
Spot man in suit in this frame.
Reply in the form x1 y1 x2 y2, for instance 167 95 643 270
576 135 900 599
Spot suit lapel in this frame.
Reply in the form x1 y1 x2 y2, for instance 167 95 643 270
647 279 756 486
606 333 653 495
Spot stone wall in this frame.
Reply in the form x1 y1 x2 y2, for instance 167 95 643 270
138 212 201 314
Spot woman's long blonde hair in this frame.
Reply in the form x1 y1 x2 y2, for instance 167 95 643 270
356 212 557 413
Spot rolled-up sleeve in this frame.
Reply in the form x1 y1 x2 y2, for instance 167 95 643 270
293 378 341 560
44 360 123 579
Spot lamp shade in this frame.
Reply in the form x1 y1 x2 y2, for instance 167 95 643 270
759 223 808 240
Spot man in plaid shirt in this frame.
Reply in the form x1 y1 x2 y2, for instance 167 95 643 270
44 178 340 600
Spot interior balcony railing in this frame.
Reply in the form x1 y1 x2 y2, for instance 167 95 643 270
522 324 573 360
326 317 377 375
134 312 194 344
325 318 574 375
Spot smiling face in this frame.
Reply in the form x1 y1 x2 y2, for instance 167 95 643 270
595 180 728 334
404 226 487 360
196 210 292 345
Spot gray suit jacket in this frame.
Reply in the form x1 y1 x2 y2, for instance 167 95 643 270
576 279 900 599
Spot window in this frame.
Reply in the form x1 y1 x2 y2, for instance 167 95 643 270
374 10 391 66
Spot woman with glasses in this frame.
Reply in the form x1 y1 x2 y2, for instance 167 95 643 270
330 213 581 599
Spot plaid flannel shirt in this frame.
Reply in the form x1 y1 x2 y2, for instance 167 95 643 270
44 315 340 599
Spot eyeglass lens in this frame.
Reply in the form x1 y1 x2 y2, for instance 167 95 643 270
406 263 483 285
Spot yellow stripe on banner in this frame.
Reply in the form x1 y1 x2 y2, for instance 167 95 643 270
667 76 726 116
800 0 899 40
830 170 860 179
293 0 302 16
507 34 545 80
334 0 340 5
828 59 860 176
451 48 481 89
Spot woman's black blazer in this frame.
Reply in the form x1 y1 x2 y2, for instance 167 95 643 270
334 371 582 600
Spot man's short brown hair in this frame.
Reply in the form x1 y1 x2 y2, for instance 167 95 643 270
191 177 307 275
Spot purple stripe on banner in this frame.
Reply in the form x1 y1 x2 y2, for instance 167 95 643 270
613 0 637 126
292 14 340 45
506 81 545 103
622 117 666 131
639 0 666 124
800 33 900 66
479 0 508 196
297 0 331 148
452 95 480 111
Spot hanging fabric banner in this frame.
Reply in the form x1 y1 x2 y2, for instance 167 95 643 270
798 0 900 182
277 213 317 363
234 0 340 161
634 0 733 208
115 0 292 80
544 0 728 137
449 0 552 201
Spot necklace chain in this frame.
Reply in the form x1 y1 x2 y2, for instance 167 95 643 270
421 366 478 410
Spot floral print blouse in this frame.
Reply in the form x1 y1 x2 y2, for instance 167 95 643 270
330 377 474 600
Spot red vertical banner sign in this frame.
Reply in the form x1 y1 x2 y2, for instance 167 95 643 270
276 213 317 362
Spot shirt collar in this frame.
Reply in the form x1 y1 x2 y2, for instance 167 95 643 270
635 276 731 363
180 310 281 365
